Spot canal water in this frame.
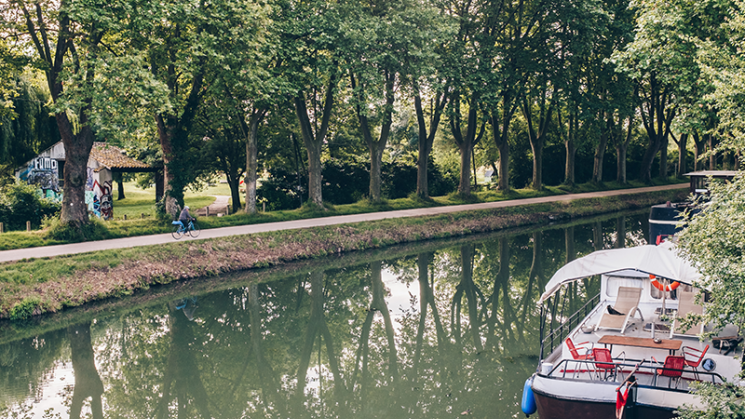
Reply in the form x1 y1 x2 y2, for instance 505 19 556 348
0 210 651 419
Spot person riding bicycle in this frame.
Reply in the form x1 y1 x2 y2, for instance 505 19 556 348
179 206 195 229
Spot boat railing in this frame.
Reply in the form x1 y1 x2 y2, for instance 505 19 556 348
540 292 601 360
543 358 725 388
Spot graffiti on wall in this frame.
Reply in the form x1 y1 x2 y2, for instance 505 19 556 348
88 180 113 220
21 157 61 197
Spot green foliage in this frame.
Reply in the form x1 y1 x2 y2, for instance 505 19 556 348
678 175 745 416
9 297 41 321
0 182 61 231
677 382 745 419
258 158 458 210
0 73 60 183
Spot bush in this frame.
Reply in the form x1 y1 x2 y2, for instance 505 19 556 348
257 157 459 210
44 216 109 242
9 297 41 321
257 167 307 211
0 181 61 231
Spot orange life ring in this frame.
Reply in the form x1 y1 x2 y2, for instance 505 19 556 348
649 274 680 292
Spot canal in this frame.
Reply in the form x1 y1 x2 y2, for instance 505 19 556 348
0 210 652 418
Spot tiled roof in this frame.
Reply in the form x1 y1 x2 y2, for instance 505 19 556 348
90 143 151 171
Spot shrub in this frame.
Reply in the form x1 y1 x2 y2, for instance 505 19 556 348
0 181 61 231
9 297 41 321
45 216 109 242
257 157 458 210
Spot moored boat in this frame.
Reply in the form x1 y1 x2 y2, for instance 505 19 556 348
649 171 736 245
523 241 742 419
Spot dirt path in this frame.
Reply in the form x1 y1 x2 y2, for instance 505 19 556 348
0 184 686 264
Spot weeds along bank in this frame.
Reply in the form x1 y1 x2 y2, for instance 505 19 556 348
0 190 686 320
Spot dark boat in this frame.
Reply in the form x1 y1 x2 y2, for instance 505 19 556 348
648 171 736 245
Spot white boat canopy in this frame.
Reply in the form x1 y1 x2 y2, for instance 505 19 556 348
539 241 701 303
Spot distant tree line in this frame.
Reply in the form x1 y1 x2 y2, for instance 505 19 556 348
0 0 740 226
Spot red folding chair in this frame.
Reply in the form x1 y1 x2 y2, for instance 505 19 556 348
566 337 594 360
652 355 686 388
682 345 709 380
592 348 617 380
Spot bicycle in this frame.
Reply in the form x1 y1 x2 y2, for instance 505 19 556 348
171 218 200 239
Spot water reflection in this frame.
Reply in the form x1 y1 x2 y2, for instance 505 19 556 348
0 212 649 418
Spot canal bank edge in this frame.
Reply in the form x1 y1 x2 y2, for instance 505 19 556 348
0 189 686 320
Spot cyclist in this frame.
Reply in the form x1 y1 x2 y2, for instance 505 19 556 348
179 205 195 230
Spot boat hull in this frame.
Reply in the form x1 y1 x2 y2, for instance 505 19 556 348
531 374 696 419
533 387 677 419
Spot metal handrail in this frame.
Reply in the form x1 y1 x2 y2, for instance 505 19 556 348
543 358 725 387
541 293 601 358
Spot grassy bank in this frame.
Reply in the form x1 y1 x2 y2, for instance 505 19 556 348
0 188 686 320
0 207 648 344
0 176 686 251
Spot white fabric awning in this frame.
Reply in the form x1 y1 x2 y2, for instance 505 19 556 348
539 241 701 303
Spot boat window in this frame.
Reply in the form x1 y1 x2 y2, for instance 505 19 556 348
606 277 643 297
650 283 693 300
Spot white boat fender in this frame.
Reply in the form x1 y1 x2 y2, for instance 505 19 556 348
521 376 537 416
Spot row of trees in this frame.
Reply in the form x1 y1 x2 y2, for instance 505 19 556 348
0 0 739 228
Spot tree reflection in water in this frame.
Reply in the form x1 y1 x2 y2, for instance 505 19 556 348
0 213 647 418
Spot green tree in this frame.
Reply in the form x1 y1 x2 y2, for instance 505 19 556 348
611 0 705 183
279 0 344 207
0 73 60 181
343 0 442 201
3 0 107 227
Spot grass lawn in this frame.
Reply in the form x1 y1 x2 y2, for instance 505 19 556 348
113 181 236 219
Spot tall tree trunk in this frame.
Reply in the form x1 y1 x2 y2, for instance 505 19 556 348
593 115 609 183
560 106 578 186
671 132 688 177
658 135 669 179
490 89 518 192
294 70 337 207
459 141 472 195
638 74 675 183
449 90 484 196
229 174 241 214
708 134 715 170
614 114 634 184
60 123 95 226
244 108 267 214
352 71 395 202
414 86 446 199
155 70 205 217
521 89 553 190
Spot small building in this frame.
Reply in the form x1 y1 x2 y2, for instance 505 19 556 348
16 141 158 220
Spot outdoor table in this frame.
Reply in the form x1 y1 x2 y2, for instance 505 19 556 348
598 335 682 356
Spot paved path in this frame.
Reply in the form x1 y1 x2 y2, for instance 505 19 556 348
0 184 686 264
196 195 230 216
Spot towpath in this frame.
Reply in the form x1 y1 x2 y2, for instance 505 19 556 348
0 184 686 264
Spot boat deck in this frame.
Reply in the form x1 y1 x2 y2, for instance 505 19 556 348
542 300 741 389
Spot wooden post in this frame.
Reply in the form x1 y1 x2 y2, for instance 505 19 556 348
263 202 266 212
0 222 3 233
26 221 31 231
206 207 210 216
123 214 127 220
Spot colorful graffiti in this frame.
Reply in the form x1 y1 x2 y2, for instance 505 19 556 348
88 180 113 220
37 189 63 202
20 157 61 194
